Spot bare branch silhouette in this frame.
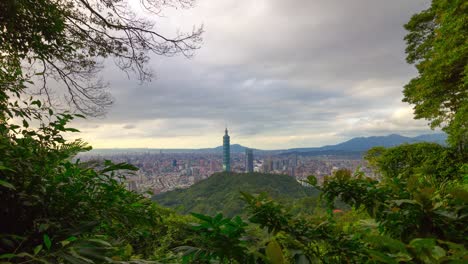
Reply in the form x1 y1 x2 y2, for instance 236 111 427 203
0 0 203 116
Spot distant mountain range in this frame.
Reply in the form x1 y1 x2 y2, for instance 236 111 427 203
86 133 447 155
283 133 447 154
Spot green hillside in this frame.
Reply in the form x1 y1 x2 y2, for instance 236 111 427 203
153 172 320 216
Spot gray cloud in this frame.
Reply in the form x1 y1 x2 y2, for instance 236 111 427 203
122 124 136 129
69 0 433 149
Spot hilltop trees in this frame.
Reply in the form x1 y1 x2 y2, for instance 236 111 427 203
403 0 467 154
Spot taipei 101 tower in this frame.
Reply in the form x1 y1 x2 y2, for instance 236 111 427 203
223 128 231 172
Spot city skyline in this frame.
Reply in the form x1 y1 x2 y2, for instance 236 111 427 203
77 146 369 194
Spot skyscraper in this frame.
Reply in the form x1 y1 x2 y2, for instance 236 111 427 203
245 148 254 173
223 128 230 172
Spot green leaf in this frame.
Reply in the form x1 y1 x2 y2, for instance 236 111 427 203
294 254 311 264
16 252 34 258
305 175 318 186
43 234 52 250
31 100 42 107
60 236 77 247
409 238 436 249
191 212 212 223
365 235 407 253
86 238 112 247
388 252 412 262
61 240 71 247
122 244 133 258
0 165 15 172
431 246 446 260
64 128 80 133
0 179 15 190
34 245 43 255
392 199 420 206
266 240 285 264
38 223 49 232
367 249 398 264
0 253 16 259
213 213 223 224
100 162 138 173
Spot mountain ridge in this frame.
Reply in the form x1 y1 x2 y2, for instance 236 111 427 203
86 133 447 155
286 133 447 153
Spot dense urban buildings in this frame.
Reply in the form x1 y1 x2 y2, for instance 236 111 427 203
223 128 231 172
77 149 372 194
245 148 254 173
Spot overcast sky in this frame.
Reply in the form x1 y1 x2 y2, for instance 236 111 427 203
68 0 435 150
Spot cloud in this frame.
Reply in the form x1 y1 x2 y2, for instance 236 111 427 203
336 106 435 138
67 0 432 149
122 124 136 129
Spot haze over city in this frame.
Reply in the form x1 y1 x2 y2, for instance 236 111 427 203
66 0 433 149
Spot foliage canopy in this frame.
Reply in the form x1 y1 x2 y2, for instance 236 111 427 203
403 0 467 153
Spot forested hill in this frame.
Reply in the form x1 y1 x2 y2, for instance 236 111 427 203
153 172 319 217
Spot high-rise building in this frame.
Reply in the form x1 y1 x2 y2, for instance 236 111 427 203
289 167 295 177
210 160 217 171
245 148 254 173
262 158 273 172
290 154 298 167
223 128 231 172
